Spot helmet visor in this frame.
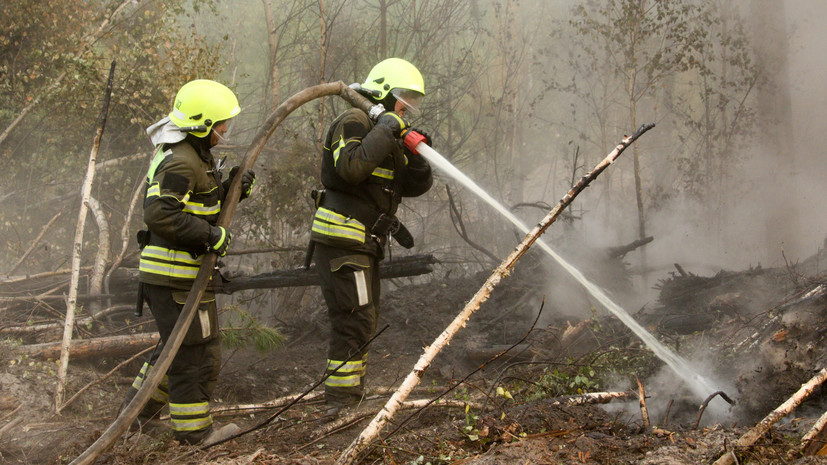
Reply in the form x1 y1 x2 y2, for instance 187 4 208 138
391 88 424 118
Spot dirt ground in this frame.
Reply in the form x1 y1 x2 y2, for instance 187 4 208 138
3 247 827 464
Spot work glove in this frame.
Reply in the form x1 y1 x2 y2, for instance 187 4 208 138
377 112 409 139
409 128 432 146
225 166 256 200
207 225 232 256
402 128 431 155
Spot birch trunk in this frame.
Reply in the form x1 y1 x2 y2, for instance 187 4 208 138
713 368 827 465
86 196 109 316
54 61 115 412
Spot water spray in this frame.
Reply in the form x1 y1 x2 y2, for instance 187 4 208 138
403 130 726 402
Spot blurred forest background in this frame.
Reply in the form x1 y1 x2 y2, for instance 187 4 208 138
1 0 825 315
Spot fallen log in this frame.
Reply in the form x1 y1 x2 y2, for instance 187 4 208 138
2 255 436 303
607 236 654 259
18 333 159 360
217 254 437 294
713 368 827 465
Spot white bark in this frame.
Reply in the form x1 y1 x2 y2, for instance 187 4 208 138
86 196 109 316
713 368 827 465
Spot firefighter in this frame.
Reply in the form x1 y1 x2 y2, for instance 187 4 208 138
121 79 256 445
309 58 434 415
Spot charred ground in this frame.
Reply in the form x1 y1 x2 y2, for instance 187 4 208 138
3 244 827 464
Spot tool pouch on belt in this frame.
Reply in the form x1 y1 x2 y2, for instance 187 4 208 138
172 291 218 345
371 214 414 249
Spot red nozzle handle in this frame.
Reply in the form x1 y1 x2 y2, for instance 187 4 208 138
403 130 427 154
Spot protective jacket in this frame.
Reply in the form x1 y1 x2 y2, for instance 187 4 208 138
310 108 433 256
138 120 224 290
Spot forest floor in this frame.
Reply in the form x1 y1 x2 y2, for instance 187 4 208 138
3 244 827 464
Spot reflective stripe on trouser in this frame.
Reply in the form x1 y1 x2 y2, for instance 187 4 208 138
142 283 222 443
130 362 170 404
313 243 380 406
325 354 368 388
170 401 212 432
121 343 169 420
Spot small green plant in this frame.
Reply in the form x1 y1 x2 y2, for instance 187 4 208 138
220 306 285 353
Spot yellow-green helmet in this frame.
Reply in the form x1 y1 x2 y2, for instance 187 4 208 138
361 58 425 101
168 79 240 138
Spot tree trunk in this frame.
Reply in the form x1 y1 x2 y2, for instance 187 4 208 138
86 196 109 316
55 62 115 412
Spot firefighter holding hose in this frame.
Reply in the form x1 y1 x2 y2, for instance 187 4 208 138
121 79 255 445
309 58 434 416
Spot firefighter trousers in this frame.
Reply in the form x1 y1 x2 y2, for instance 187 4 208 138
313 242 380 407
122 283 221 444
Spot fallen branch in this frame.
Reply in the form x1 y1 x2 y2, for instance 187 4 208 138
550 390 637 406
637 376 650 431
55 61 115 412
19 333 159 360
303 398 479 451
336 123 656 465
6 207 66 276
712 368 827 465
58 344 155 411
693 391 735 430
792 409 827 457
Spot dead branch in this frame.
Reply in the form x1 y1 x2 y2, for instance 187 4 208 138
6 207 66 276
607 236 654 259
637 376 650 431
336 123 656 465
0 304 132 335
19 333 159 360
305 398 478 449
694 391 735 429
446 185 499 264
712 368 827 465
549 391 637 406
55 61 115 412
104 173 145 304
58 345 155 412
792 409 827 457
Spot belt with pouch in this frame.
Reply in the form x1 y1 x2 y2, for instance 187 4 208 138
316 189 414 249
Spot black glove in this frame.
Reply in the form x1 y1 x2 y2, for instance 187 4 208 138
376 112 409 138
208 225 232 256
227 166 256 199
410 128 432 146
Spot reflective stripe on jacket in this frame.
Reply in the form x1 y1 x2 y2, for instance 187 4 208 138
138 137 223 289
